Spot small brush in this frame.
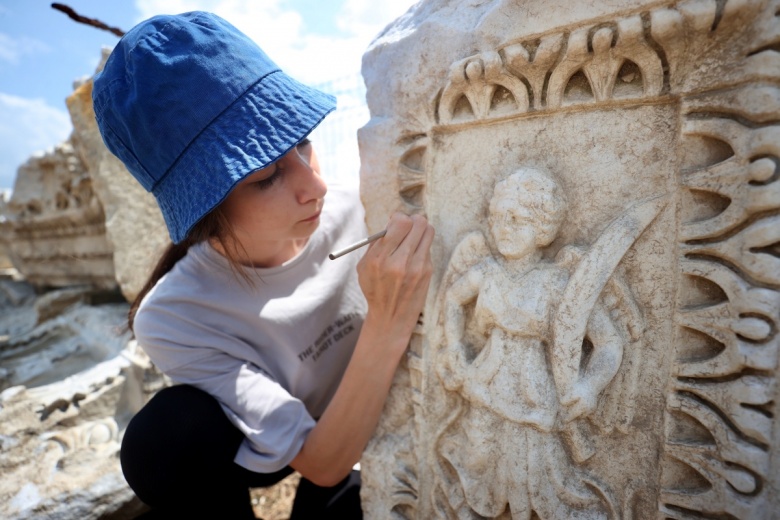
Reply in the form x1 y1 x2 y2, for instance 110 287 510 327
329 230 387 260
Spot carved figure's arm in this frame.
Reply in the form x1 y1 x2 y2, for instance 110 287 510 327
563 303 623 421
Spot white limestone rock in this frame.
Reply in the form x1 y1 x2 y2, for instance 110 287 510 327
66 48 168 303
0 46 171 520
0 280 166 520
0 191 13 270
359 1 780 518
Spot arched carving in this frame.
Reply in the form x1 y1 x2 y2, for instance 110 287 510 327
438 51 529 124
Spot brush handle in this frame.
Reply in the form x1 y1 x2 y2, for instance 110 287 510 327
329 230 387 260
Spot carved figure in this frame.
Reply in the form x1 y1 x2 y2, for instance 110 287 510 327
433 168 651 518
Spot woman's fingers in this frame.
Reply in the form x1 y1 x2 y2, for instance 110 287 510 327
356 213 435 351
370 212 414 257
389 213 428 260
357 212 434 298
414 222 435 261
375 212 429 251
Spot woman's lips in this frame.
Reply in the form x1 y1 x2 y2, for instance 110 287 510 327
301 211 321 222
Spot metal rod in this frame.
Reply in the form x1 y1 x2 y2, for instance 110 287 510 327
329 230 387 260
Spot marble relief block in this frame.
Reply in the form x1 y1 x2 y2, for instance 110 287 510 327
358 0 780 518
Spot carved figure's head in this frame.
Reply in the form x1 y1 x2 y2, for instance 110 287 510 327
488 167 567 258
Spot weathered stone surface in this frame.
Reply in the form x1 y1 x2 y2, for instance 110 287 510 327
66 49 168 303
0 279 165 520
0 192 12 270
359 0 780 518
2 142 116 289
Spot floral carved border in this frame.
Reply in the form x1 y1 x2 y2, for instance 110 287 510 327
660 0 780 516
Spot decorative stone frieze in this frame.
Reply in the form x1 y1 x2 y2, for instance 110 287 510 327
359 0 780 518
3 143 116 289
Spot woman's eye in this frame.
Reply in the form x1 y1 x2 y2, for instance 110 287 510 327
254 165 283 190
252 139 310 190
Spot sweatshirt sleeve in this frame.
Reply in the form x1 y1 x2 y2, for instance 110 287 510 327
134 303 316 474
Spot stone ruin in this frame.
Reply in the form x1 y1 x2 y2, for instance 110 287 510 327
2 142 115 289
0 284 162 519
359 0 780 518
0 51 168 519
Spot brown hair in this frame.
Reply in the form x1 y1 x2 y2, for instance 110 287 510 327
128 205 248 332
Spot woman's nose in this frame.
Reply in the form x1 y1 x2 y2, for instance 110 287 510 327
291 149 327 203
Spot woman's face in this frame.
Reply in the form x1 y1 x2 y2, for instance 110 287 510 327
216 139 327 267
488 193 538 259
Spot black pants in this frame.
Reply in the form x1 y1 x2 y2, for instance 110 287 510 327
121 385 362 519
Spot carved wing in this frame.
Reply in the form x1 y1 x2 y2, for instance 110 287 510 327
431 231 490 336
430 231 490 388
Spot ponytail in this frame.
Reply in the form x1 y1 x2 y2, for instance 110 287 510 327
128 241 190 331
128 205 247 332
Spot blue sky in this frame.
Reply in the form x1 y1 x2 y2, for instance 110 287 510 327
0 0 416 191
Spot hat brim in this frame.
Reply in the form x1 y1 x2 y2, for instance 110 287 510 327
154 70 336 244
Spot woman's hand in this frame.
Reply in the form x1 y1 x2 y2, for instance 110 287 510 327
356 212 435 358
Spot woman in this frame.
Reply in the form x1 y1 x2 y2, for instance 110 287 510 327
92 11 434 519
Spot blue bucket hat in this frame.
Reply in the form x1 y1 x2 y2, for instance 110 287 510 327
92 11 336 244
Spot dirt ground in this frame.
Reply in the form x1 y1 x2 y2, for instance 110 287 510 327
250 472 300 520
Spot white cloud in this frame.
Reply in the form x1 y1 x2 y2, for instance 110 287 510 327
0 93 72 190
336 0 417 39
0 32 50 65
